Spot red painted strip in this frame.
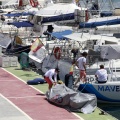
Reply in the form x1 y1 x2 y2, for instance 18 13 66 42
0 68 81 120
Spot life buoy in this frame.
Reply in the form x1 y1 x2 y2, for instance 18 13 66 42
54 47 61 60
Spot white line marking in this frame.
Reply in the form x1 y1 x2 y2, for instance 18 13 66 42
0 80 17 81
0 94 33 120
7 96 45 99
72 112 84 120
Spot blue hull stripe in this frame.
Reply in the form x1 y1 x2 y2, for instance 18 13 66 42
79 19 120 28
78 84 120 102
42 13 74 23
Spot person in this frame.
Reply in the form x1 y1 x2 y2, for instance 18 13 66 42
0 15 5 24
44 68 60 90
47 25 54 40
71 48 78 61
47 25 54 33
74 52 88 86
95 65 107 83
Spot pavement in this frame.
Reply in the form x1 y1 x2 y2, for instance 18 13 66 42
0 94 31 120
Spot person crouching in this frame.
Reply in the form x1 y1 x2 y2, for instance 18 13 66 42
44 68 60 90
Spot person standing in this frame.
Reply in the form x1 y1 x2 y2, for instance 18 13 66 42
44 68 60 90
0 15 5 24
95 65 107 83
71 48 79 61
74 52 88 86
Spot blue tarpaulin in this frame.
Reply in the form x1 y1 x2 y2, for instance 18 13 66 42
4 12 32 17
8 21 34 28
50 30 72 40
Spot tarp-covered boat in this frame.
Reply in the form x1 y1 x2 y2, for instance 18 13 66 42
46 84 97 114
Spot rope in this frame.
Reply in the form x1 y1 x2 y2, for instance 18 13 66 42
80 76 94 92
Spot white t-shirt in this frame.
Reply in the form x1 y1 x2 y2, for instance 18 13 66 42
77 57 86 70
95 69 107 82
44 69 57 83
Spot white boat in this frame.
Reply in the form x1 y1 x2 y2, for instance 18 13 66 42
78 81 120 103
35 2 87 26
29 31 120 80
62 31 120 103
74 47 120 103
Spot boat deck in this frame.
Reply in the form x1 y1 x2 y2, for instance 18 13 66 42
0 64 117 120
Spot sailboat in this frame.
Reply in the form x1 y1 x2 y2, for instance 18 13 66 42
35 0 88 26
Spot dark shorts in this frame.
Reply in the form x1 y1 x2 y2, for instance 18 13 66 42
97 81 107 83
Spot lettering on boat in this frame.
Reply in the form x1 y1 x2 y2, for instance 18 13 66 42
98 86 120 92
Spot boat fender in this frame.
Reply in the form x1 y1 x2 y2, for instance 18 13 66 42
54 47 61 60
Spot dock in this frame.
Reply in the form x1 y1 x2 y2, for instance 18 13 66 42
0 64 117 120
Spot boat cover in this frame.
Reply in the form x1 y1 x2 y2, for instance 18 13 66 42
46 84 97 114
0 33 11 48
29 38 47 64
4 12 32 17
42 55 58 73
35 3 86 17
100 45 120 60
7 21 34 28
27 78 46 85
50 30 72 40
41 13 74 23
64 32 118 43
100 11 113 17
29 46 46 64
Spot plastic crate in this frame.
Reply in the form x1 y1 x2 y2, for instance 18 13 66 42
9 56 18 67
0 56 10 68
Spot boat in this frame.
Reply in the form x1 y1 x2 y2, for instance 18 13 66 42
61 31 120 103
27 29 120 81
78 80 120 103
75 46 120 103
35 2 88 26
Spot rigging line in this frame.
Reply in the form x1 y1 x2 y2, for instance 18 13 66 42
99 0 114 12
7 46 30 54
109 0 114 11
98 0 107 12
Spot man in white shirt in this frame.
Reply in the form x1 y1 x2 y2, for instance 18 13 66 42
95 65 107 83
74 52 88 86
44 68 60 90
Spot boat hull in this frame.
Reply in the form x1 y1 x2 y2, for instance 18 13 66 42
78 82 120 103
